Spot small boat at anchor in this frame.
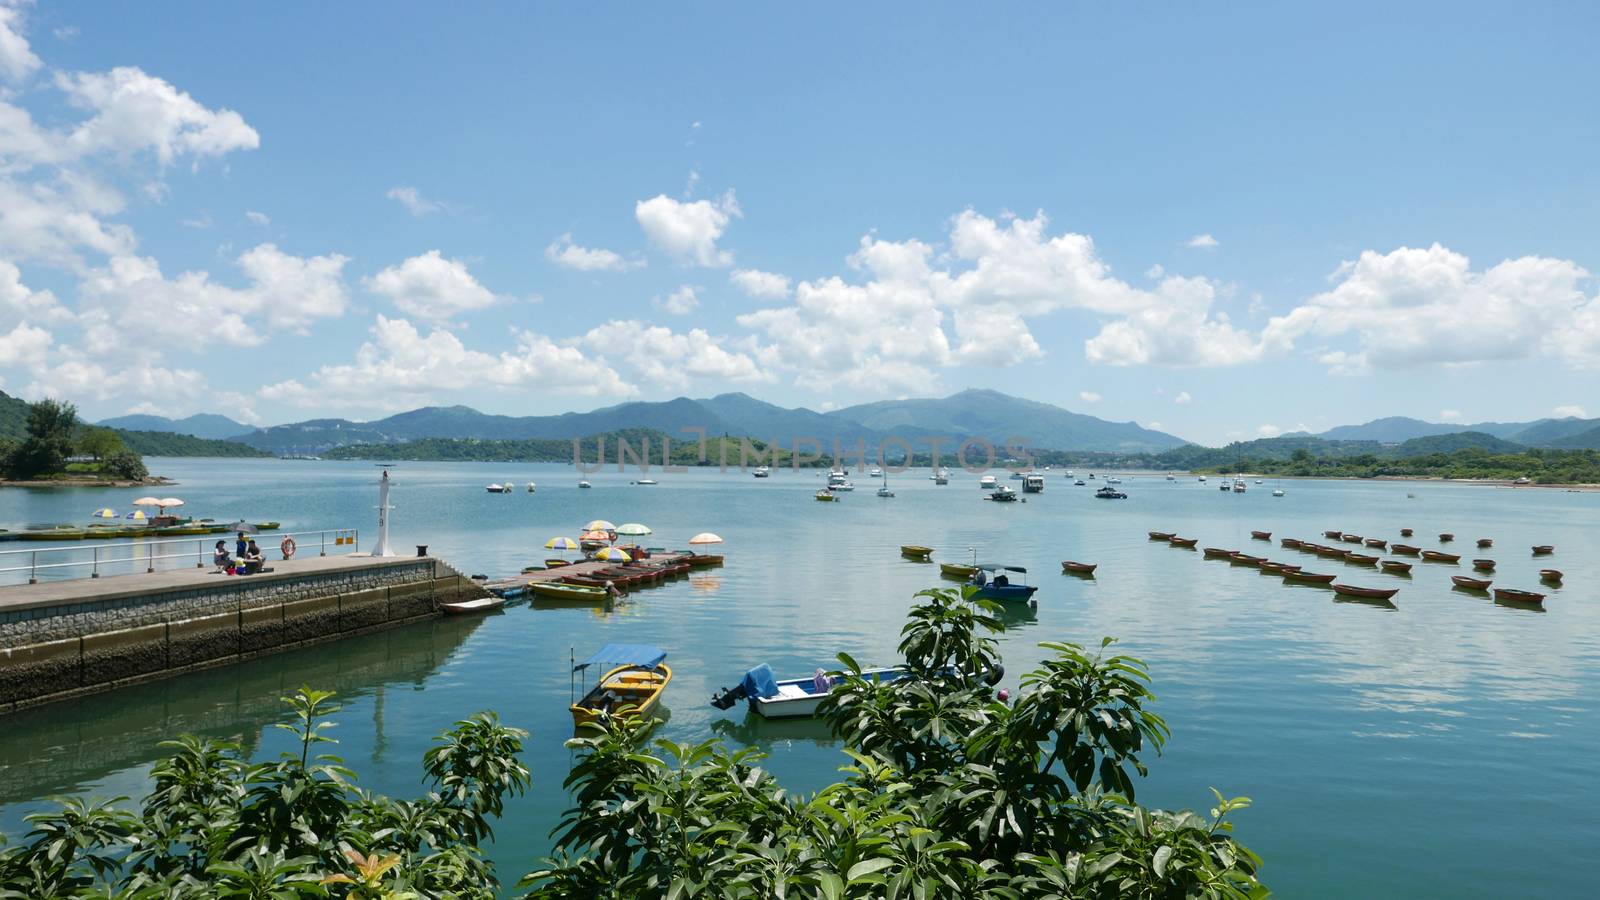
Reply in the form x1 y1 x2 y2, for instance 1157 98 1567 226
900 545 934 559
1476 538 1493 548
1250 530 1272 540
1539 569 1564 583
1532 545 1555 555
1379 560 1412 574
1228 553 1266 567
1203 547 1236 559
1472 559 1496 571
1168 536 1198 548
961 565 1039 604
1391 544 1421 556
1343 552 1379 565
814 490 837 502
1421 550 1461 563
1323 530 1343 539
1060 561 1098 575
1452 576 1493 591
441 596 507 615
1341 534 1364 544
1258 561 1301 575
1364 538 1388 550
989 485 1021 501
530 582 613 603
485 483 513 493
1438 533 1455 542
1494 588 1545 605
1332 583 1399 600
1281 537 1303 549
939 562 978 579
1399 528 1414 537
1148 531 1176 541
1283 570 1336 584
570 643 672 728
1093 486 1127 499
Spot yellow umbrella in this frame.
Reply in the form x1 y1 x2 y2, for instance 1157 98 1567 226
593 547 632 563
545 536 579 550
124 510 148 521
90 508 118 519
688 532 724 545
583 519 616 532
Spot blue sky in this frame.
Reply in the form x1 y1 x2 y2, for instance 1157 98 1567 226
0 1 1596 444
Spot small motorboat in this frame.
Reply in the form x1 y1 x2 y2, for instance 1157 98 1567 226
1280 537 1303 549
1364 538 1387 550
1203 547 1236 559
578 480 592 489
753 466 770 478
1451 575 1493 591
962 565 1039 604
1391 544 1421 556
1074 479 1087 486
1438 533 1455 542
1094 486 1128 499
485 483 512 493
1341 534 1364 544
989 485 1020 501
1332 583 1399 600
869 468 884 478
544 558 570 569
979 475 998 491
1148 531 1176 541
814 490 837 502
710 663 904 718
939 562 979 579
1343 552 1379 565
876 487 895 497
1250 530 1272 541
1472 559 1496 571
1494 588 1545 605
1400 528 1414 537
1421 550 1461 563
1539 569 1564 583
1168 536 1198 548
829 481 855 492
526 482 537 493
1476 538 1493 548
441 596 506 615
1532 545 1555 555
570 644 672 729
1283 570 1336 584
1379 560 1412 574
635 478 658 486
933 468 950 485
530 582 612 603
1272 488 1285 497
1198 476 1207 482
1060 560 1097 575
900 545 934 560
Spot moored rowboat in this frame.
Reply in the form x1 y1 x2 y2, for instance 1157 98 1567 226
1258 561 1301 574
1379 560 1412 574
900 545 934 559
1061 561 1098 574
1341 534 1364 544
1168 536 1198 548
1332 583 1399 600
441 596 506 615
1250 530 1272 540
1532 545 1555 555
1451 575 1492 590
1364 538 1387 549
1228 553 1265 567
1421 550 1460 563
1476 538 1493 548
1494 588 1545 604
1343 552 1379 565
1539 569 1563 582
939 562 979 579
1399 528 1414 537
1324 530 1343 539
1280 537 1303 549
1283 570 1336 584
1202 547 1235 558
1391 544 1421 556
1438 533 1454 542
1148 531 1175 541
531 582 612 603
1472 559 1496 571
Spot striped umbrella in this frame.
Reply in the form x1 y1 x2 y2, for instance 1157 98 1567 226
593 547 632 563
583 519 616 532
544 536 579 550
124 510 148 521
90 508 118 519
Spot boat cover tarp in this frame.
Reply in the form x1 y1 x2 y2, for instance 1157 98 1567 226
574 643 667 672
740 663 780 699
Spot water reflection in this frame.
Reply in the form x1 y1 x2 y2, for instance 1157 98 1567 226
711 713 836 750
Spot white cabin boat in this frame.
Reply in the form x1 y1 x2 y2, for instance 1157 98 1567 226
635 478 658 485
753 466 770 478
869 467 884 478
934 467 950 484
979 475 998 490
989 484 1019 501
1023 473 1045 493
578 480 592 489
1232 479 1247 493
829 480 855 492
485 483 512 493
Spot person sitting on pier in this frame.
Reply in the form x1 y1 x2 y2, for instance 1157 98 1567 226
213 540 232 570
244 539 265 572
235 532 249 560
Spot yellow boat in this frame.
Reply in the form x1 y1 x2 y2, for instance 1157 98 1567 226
939 562 978 579
530 582 610 603
814 490 836 501
570 643 671 729
900 544 934 559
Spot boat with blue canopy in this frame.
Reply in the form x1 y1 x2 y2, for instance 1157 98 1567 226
960 564 1038 604
569 643 672 728
709 663 907 719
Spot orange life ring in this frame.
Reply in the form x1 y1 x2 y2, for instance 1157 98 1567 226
281 537 297 559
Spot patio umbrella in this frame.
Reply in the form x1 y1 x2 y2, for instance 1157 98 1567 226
124 510 148 521
579 530 611 542
544 536 579 550
688 532 724 545
583 519 616 532
615 523 652 538
593 547 632 563
132 497 162 507
227 521 260 534
90 508 118 519
157 498 185 512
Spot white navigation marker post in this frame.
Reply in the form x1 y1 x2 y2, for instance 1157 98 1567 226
371 465 395 557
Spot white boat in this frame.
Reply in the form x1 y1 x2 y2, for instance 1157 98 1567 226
753 466 770 478
526 482 537 493
1064 470 1074 478
979 475 997 490
1166 474 1176 481
635 478 658 485
578 480 592 489
1254 479 1263 485
1009 471 1025 480
1198 476 1207 483
829 480 855 492
711 664 913 719
441 596 506 615
1272 488 1285 497
1023 473 1045 493
869 468 884 478
989 484 1019 502
1106 476 1122 485
877 486 894 497
1232 478 1246 493
485 483 512 493
934 467 950 485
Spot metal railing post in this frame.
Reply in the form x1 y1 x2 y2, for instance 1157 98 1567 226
91 547 99 578
146 541 154 574
29 550 37 585
196 539 204 568
321 531 326 557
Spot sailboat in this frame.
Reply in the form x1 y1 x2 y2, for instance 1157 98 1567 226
877 470 894 498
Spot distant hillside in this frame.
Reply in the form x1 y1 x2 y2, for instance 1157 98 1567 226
1390 431 1524 456
117 430 273 458
827 389 1186 453
1505 417 1600 446
98 412 255 440
1546 423 1600 449
1316 417 1470 443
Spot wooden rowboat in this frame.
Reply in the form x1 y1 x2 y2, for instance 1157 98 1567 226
1258 561 1301 574
1168 536 1198 548
1390 544 1421 556
1532 545 1555 555
530 582 611 603
1332 583 1399 600
1280 537 1303 549
1475 538 1493 548
1451 575 1492 590
1438 533 1454 542
1203 547 1235 559
1250 530 1272 540
1061 561 1098 574
1364 538 1387 549
900 545 934 559
1539 569 1563 582
1399 528 1414 537
940 562 979 579
1228 553 1265 567
1341 534 1364 544
1379 560 1412 574
441 596 506 615
543 558 570 569
571 650 672 729
1323 530 1343 539
1472 559 1496 571
1315 545 1348 558
1494 588 1545 604
1283 570 1336 584
1342 552 1379 565
1148 531 1176 541
685 554 724 568
1421 550 1460 563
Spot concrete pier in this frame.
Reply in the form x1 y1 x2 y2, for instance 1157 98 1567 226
0 553 487 712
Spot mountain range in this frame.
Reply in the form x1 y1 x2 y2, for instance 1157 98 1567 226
97 413 256 441
1288 415 1600 446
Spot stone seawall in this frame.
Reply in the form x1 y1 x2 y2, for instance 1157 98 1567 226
0 555 488 712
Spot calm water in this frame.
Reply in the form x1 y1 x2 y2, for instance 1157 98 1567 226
0 459 1596 897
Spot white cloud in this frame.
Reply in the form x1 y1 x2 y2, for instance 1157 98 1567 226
0 260 71 328
1078 391 1101 403
75 243 350 351
1186 233 1219 249
635 190 739 267
1439 409 1462 422
245 210 269 226
1174 390 1192 404
179 211 212 229
1145 264 1164 279
1552 404 1587 419
654 285 699 315
57 67 260 164
386 185 442 217
1261 244 1600 372
576 321 768 389
364 250 496 321
545 233 640 272
264 315 632 410
1257 424 1282 438
0 4 42 82
730 267 790 299
0 321 51 369
1147 421 1165 431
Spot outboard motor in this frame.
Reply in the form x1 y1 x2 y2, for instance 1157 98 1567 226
709 684 747 710
983 663 1005 687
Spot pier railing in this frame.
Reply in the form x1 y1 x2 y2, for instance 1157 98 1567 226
0 528 361 586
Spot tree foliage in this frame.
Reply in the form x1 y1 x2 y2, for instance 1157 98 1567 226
3 398 79 479
0 688 531 898
522 588 1265 899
